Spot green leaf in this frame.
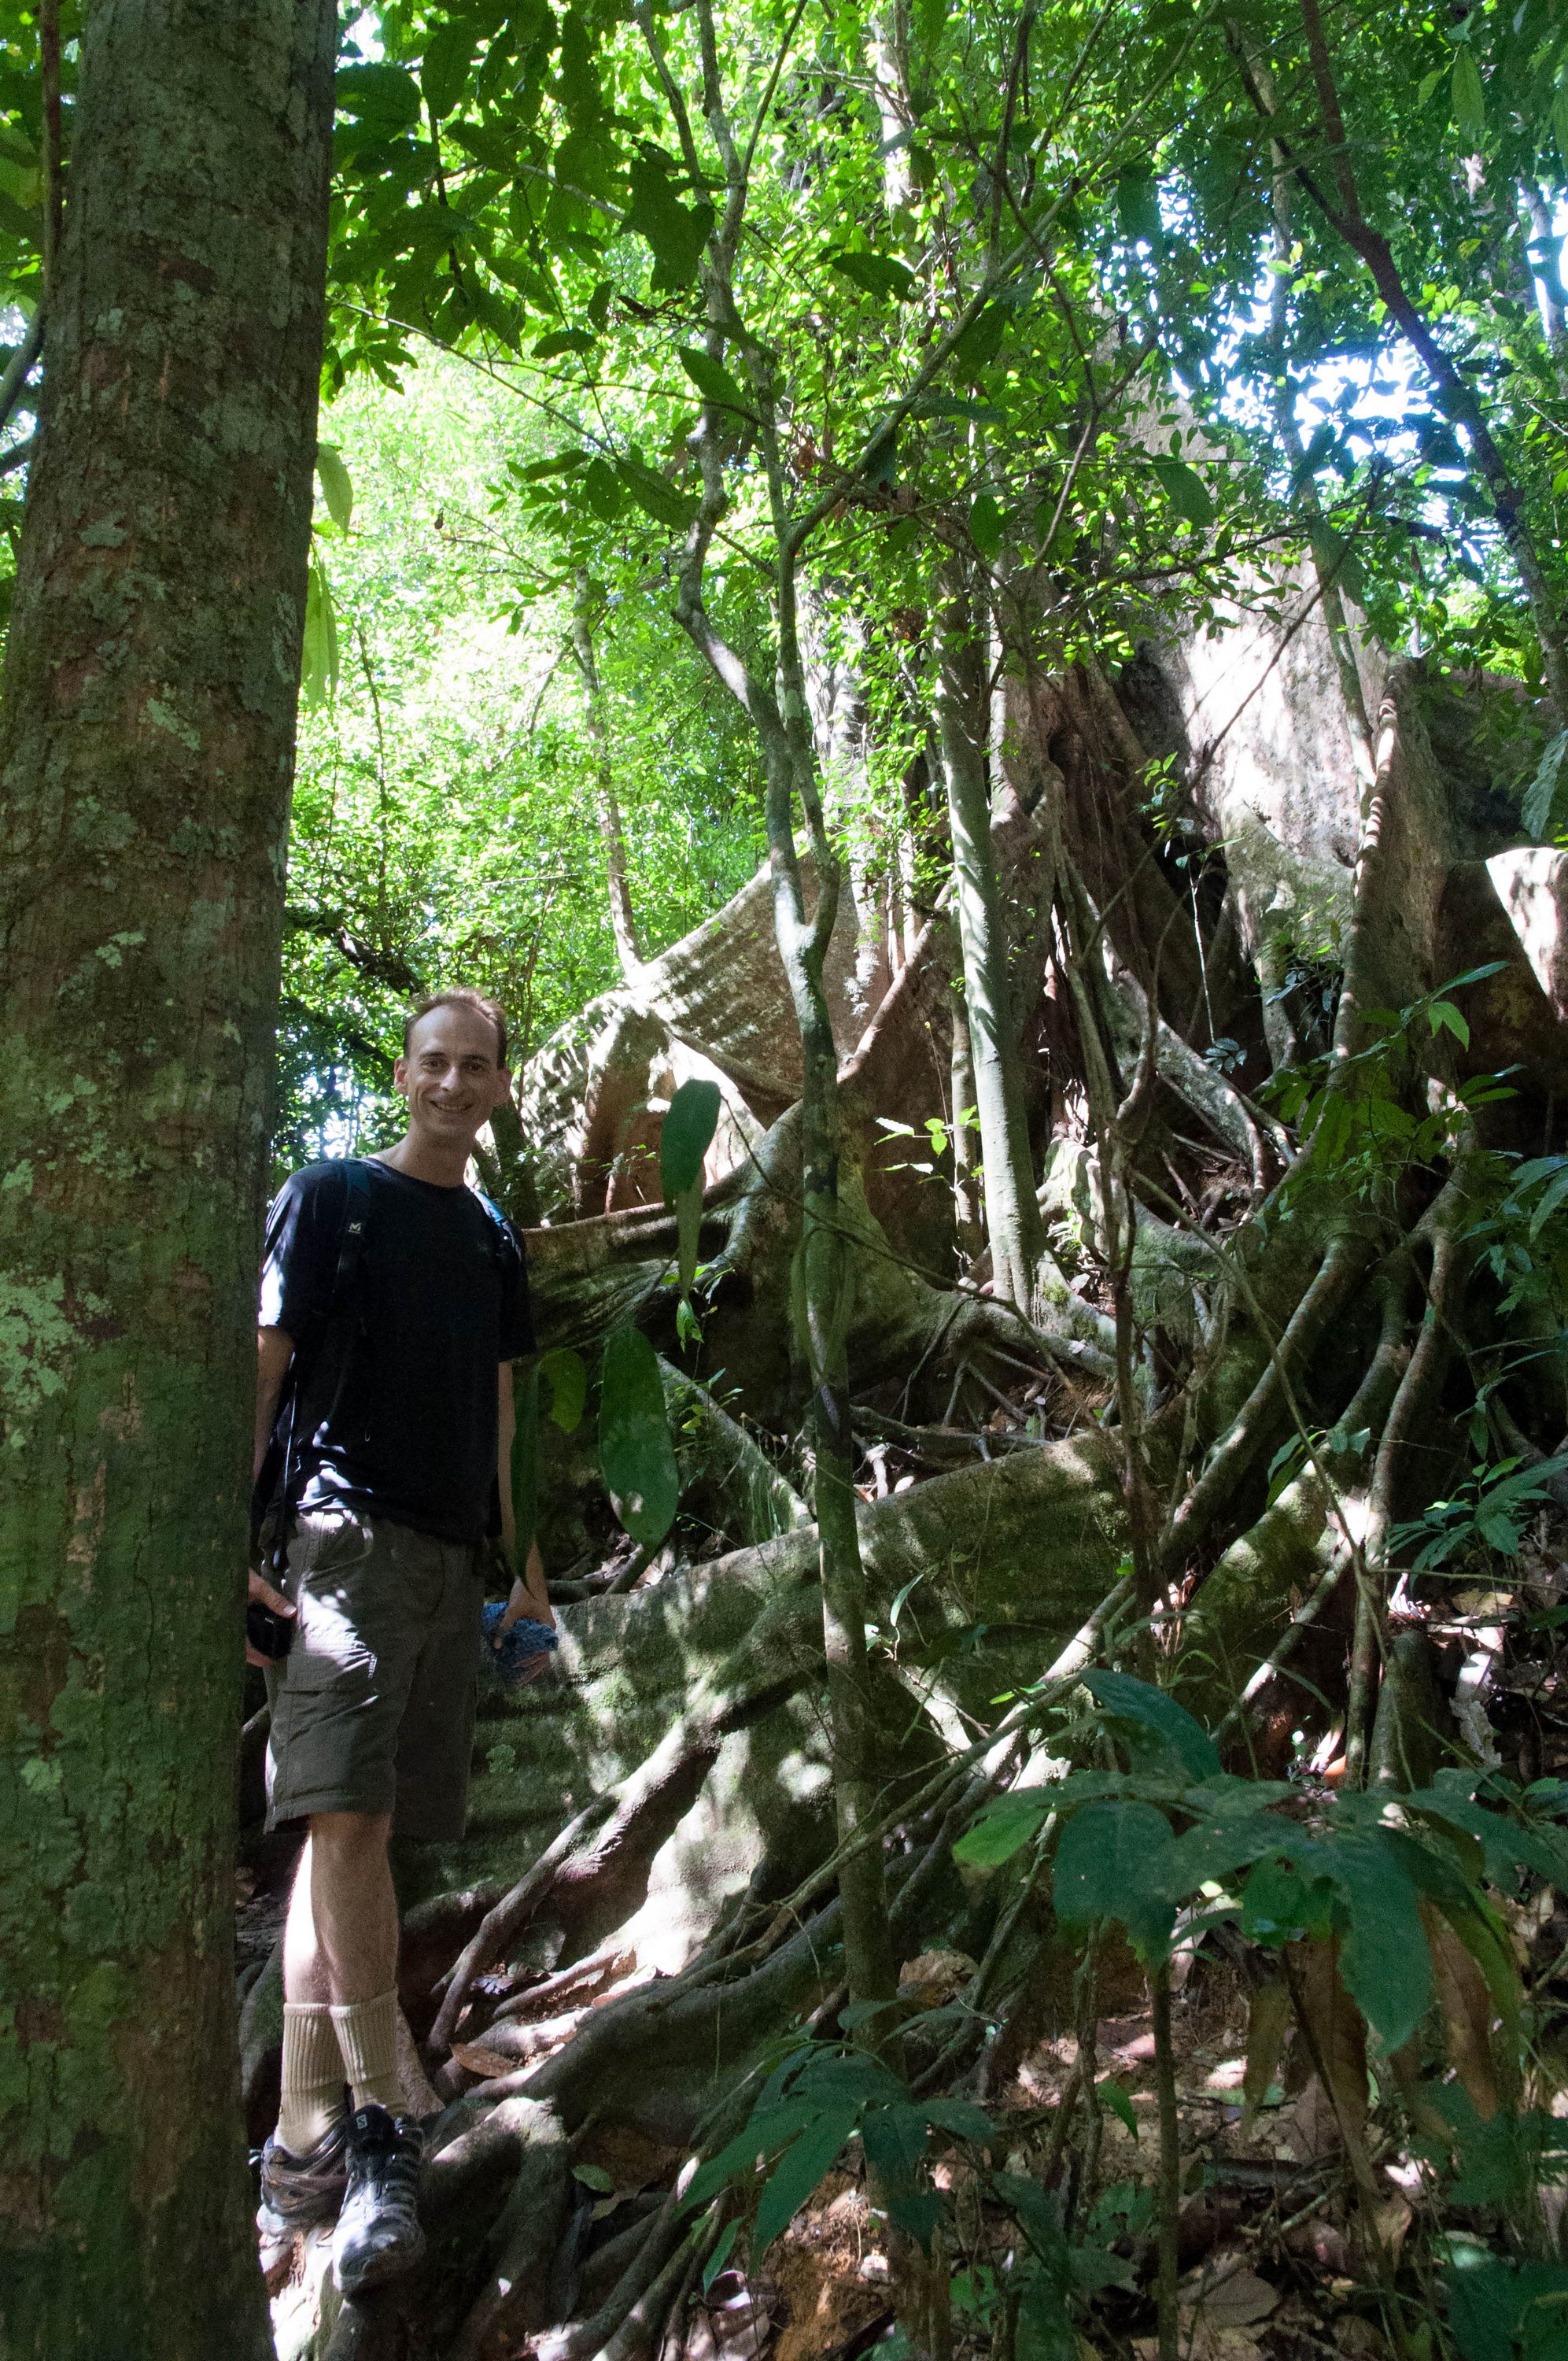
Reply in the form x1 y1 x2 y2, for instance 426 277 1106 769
599 1324 679 1547
951 305 1007 375
968 492 1003 561
315 442 353 531
953 1793 1049 1866
301 551 339 710
660 1077 722 1197
920 2097 994 2145
335 61 422 136
625 148 713 288
572 2160 615 2190
1555 87 1568 176
702 2218 740 2292
421 18 481 120
1428 999 1470 1047
533 328 597 360
538 1345 587 1432
1016 2282 1078 2361
578 456 624 521
1289 421 1337 494
557 8 602 123
1098 2078 1138 2137
1083 1670 1222 1781
1452 46 1485 146
615 455 695 530
1115 166 1162 247
684 2101 817 2209
677 347 752 418
1149 455 1214 529
1239 1855 1335 1948
753 2105 858 2249
1053 1800 1177 1957
1326 1831 1432 2051
1522 729 1568 840
829 249 917 301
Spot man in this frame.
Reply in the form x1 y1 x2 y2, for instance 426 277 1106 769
246 988 552 2294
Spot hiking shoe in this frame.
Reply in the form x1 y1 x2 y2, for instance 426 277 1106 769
256 2113 351 2245
331 2105 426 2296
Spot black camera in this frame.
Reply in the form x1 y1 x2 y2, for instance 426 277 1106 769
245 1602 295 1661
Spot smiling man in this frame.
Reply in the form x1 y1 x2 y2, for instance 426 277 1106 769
245 989 552 2293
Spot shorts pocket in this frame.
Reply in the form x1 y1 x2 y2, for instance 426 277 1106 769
282 1645 362 1694
295 1507 374 1581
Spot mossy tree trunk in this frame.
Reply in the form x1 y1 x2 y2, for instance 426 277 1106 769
0 4 336 2353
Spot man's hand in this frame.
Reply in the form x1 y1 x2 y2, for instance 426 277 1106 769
245 1567 296 1668
496 1539 553 1641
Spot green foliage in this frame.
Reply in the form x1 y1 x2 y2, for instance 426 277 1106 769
597 1322 679 1547
511 1345 587 1556
660 1077 721 1296
1444 2240 1568 2361
957 1677 1568 2061
1389 1454 1568 1572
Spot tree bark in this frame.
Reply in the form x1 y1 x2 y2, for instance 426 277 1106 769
0 4 335 2353
936 553 1046 1312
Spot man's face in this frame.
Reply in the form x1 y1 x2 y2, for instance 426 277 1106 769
393 1007 512 1151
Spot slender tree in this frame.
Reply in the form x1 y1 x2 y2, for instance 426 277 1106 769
0 5 336 2353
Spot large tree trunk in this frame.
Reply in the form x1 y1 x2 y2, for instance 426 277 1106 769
936 554 1046 1313
0 5 335 2353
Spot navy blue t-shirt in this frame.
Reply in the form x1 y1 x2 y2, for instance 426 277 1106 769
260 1158 533 1543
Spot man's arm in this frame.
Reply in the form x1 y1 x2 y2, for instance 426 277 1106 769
495 1360 553 1635
246 1325 297 1664
255 1325 294 1480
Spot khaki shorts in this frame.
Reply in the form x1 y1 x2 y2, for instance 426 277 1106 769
264 1506 483 1842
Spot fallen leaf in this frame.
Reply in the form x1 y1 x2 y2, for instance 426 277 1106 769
449 2039 517 2079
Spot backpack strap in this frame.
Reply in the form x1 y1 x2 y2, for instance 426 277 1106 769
470 1184 517 1272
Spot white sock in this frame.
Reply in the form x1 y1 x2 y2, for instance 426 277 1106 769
276 2001 347 2156
330 1990 403 2115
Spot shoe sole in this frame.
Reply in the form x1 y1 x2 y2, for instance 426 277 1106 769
334 2227 427 2299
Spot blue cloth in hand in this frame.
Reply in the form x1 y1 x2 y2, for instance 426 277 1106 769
480 1600 560 1690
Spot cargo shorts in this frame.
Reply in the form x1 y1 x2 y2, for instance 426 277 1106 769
264 1505 483 1842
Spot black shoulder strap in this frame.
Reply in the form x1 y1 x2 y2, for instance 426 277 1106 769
470 1184 516 1269
333 1158 374 1310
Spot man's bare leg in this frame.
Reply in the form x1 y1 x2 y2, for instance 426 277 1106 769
275 1812 400 2156
284 1812 398 2003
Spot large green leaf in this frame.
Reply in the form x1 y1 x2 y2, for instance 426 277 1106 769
677 346 752 418
315 442 353 531
660 1077 721 1294
421 18 481 120
335 62 422 136
625 149 713 287
953 1792 1049 1867
1452 46 1485 146
753 2107 859 2249
599 1324 679 1546
1326 1831 1432 2051
301 552 339 710
1522 729 1568 841
660 1077 721 1196
829 249 917 301
616 454 695 531
1149 454 1214 529
1115 166 1162 247
1053 1799 1176 1957
1083 1670 1221 1781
